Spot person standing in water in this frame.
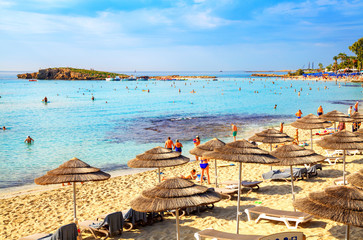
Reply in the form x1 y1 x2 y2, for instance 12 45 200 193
24 136 34 144
231 124 238 141
317 106 323 116
174 139 183 153
295 109 302 119
165 137 174 150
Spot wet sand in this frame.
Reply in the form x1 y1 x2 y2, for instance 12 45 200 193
1 125 362 239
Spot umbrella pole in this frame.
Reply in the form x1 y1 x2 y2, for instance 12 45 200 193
236 162 242 234
290 166 296 212
176 209 180 240
270 144 273 170
158 167 161 183
343 150 346 186
215 159 218 187
73 182 77 222
310 129 313 150
345 225 350 240
334 122 336 132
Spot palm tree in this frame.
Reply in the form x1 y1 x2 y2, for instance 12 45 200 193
333 56 338 72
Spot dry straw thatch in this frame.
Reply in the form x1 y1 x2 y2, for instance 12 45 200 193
189 138 225 157
291 113 332 129
321 110 352 122
128 146 190 168
351 112 363 122
294 185 363 227
34 157 110 185
347 169 363 189
131 177 221 212
270 144 325 166
203 140 279 164
248 128 293 144
316 131 363 150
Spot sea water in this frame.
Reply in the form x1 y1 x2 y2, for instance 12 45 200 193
0 71 361 190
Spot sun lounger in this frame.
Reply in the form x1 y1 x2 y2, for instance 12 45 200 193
262 168 307 181
194 228 306 240
305 164 322 177
79 211 123 239
325 149 343 157
324 157 343 165
333 176 348 185
245 206 313 229
19 223 78 240
221 180 263 190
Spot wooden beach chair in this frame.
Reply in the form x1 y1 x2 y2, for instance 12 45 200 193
19 223 78 240
194 228 306 240
244 206 313 229
79 211 123 239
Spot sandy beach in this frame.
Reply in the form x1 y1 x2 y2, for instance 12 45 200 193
1 125 362 239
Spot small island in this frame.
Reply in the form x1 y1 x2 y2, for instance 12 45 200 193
17 67 128 80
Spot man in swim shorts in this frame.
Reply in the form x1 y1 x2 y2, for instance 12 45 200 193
295 110 302 119
165 137 174 150
24 136 34 144
231 124 237 141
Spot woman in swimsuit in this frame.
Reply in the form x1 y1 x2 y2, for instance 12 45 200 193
193 136 200 160
200 158 210 184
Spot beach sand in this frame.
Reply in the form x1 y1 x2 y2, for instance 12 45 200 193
1 125 362 239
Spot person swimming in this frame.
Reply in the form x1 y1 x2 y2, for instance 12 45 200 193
174 139 183 152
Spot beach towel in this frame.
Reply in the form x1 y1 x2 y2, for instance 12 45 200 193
40 223 78 240
123 208 147 225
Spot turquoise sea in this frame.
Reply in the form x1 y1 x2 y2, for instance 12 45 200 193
0 71 362 190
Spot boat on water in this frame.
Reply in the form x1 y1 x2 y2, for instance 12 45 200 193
114 76 121 81
137 76 149 81
29 79 37 82
123 75 137 81
105 77 114 81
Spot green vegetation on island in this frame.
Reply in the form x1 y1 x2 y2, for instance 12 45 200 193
17 67 128 80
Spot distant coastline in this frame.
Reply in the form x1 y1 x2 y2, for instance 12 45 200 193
17 67 216 80
245 70 294 72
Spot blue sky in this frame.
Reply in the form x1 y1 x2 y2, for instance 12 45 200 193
1 0 363 71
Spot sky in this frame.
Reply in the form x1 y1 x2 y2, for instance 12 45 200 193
1 0 363 71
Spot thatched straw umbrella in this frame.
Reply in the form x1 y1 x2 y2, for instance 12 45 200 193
347 169 363 189
249 128 293 170
270 144 325 207
317 131 363 185
291 113 332 150
130 177 221 240
203 140 279 234
294 185 363 240
128 147 190 183
321 110 352 131
355 128 363 138
189 138 225 187
351 112 363 122
34 157 110 223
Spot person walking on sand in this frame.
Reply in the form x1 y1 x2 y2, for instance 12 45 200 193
199 158 210 184
280 122 284 133
317 106 323 116
24 136 34 144
348 106 353 117
165 137 174 150
174 139 183 153
231 124 238 141
295 109 302 119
